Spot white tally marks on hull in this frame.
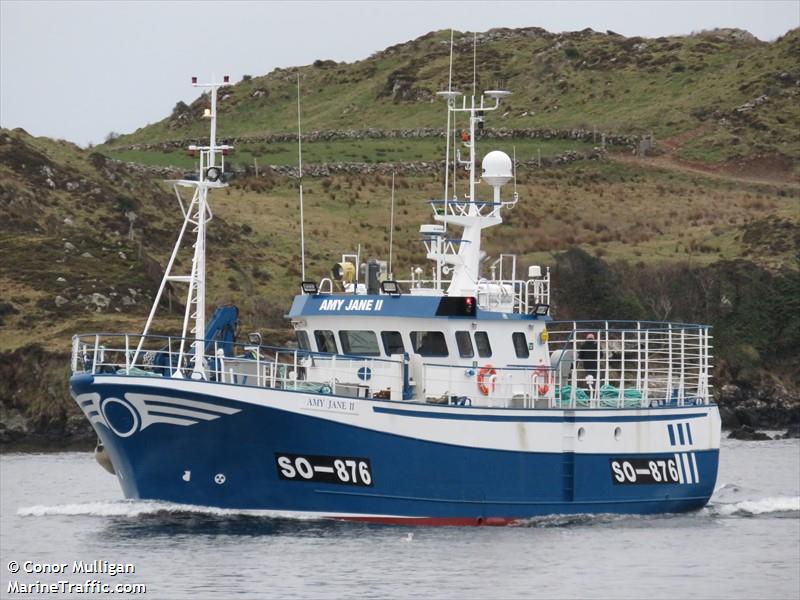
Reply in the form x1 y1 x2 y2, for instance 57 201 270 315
672 452 701 484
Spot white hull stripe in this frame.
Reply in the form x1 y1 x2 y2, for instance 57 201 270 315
681 453 693 484
82 376 718 454
125 393 241 431
674 453 685 484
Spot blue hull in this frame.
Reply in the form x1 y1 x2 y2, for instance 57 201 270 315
71 375 719 525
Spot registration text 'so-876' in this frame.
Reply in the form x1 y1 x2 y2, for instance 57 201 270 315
610 458 681 485
276 453 373 487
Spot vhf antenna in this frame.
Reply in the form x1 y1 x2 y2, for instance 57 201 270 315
297 72 306 282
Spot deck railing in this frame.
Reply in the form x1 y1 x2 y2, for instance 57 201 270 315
71 333 406 401
397 274 550 314
545 321 712 409
71 320 712 409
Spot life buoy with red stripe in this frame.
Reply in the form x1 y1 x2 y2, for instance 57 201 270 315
477 364 497 396
533 366 552 395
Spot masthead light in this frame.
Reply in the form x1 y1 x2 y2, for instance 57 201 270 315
223 75 230 83
191 76 198 84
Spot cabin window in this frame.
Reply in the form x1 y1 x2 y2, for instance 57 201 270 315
513 332 529 359
475 331 492 358
455 331 474 358
339 330 380 356
381 331 405 355
296 330 311 351
410 331 449 357
314 330 338 354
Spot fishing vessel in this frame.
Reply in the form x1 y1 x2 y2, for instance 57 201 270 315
69 72 720 525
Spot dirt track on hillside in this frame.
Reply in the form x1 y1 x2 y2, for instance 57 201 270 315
612 131 799 189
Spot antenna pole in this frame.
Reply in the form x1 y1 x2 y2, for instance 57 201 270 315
297 72 306 281
470 32 477 207
209 83 217 167
469 95 476 207
472 32 477 99
513 145 518 201
443 29 453 230
452 109 457 200
389 172 395 278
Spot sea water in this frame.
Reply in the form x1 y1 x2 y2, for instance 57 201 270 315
1 437 798 599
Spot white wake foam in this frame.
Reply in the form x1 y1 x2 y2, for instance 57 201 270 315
17 500 323 520
18 496 799 523
712 496 800 516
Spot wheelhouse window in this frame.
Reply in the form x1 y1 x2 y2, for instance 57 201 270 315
455 331 474 358
381 331 405 355
474 331 492 358
339 330 380 356
410 331 449 357
296 330 311 351
314 330 338 354
512 332 529 359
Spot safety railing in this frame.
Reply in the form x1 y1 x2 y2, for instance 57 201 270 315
545 321 712 409
414 362 558 409
72 320 712 410
396 274 550 315
71 333 406 401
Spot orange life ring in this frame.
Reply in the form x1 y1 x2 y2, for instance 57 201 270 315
533 366 552 395
477 364 497 396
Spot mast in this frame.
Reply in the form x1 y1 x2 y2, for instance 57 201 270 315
132 75 232 379
297 72 306 281
432 87 513 297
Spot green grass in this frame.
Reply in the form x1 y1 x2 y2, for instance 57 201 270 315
2 126 798 353
103 27 800 168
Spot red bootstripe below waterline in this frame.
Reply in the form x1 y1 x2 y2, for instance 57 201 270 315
337 515 516 526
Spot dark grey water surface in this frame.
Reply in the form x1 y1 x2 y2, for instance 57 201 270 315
1 437 798 599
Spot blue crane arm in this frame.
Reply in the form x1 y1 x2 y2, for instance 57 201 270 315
204 304 239 357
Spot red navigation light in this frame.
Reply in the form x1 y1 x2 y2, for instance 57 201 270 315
464 296 476 316
222 148 230 156
191 76 198 84
223 75 230 83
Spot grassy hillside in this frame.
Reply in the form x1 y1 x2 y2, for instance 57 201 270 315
102 27 800 176
1 127 798 445
2 128 797 353
1 26 799 445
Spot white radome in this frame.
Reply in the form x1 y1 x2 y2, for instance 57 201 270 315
482 150 513 186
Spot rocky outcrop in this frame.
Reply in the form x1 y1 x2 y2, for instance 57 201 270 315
0 345 94 450
716 379 799 430
727 425 772 440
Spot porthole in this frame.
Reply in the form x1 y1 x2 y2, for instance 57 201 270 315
577 427 586 441
614 426 622 441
